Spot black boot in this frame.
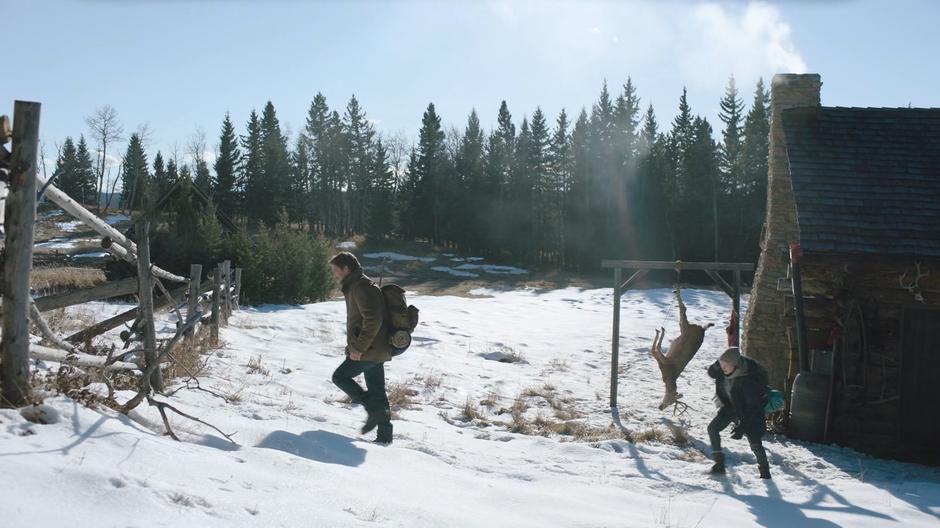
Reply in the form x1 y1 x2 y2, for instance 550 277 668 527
751 441 771 479
709 452 726 475
376 422 393 445
758 464 771 479
361 407 382 434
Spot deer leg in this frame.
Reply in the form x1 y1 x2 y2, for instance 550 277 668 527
650 327 667 366
676 288 690 331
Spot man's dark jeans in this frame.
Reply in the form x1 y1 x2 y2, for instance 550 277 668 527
332 358 390 421
708 406 768 467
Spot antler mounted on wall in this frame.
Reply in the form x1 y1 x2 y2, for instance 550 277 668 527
898 262 930 303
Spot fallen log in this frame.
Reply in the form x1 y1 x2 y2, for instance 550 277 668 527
30 343 138 371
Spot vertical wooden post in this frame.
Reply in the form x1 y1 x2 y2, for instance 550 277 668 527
210 264 221 347
222 260 232 322
186 264 202 347
233 268 242 310
0 101 40 407
136 220 163 392
733 270 742 347
610 266 622 409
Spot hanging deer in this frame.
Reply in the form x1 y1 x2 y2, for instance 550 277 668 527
650 286 714 410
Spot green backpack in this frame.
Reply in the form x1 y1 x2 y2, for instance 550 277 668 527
381 284 419 356
765 388 785 415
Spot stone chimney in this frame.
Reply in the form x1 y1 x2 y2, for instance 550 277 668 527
742 73 822 389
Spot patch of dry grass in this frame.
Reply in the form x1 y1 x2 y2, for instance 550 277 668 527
387 381 418 412
246 356 269 376
164 327 212 380
31 266 106 292
460 396 484 422
38 307 98 337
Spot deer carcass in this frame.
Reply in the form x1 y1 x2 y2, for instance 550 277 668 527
650 287 714 410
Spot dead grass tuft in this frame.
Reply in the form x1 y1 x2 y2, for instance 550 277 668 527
31 266 106 292
246 356 269 376
460 396 484 422
387 381 418 412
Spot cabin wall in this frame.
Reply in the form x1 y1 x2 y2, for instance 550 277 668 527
791 254 940 462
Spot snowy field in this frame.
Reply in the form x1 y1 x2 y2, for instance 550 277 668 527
2 287 939 527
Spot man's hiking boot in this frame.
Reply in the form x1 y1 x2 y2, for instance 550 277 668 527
375 423 393 445
709 452 726 475
759 464 772 479
362 407 391 435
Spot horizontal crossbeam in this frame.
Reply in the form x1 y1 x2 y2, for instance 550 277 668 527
601 260 753 272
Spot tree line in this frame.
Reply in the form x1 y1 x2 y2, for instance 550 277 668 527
52 76 769 270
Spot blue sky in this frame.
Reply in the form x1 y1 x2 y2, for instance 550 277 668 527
4 0 940 172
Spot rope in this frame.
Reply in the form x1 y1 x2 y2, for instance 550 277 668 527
658 262 683 328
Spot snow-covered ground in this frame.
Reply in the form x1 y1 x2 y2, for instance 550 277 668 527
363 252 436 263
2 287 939 527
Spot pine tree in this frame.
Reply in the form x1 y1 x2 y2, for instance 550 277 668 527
214 113 241 218
342 95 376 234
398 148 421 240
509 116 533 259
483 101 516 253
120 133 150 211
291 134 312 224
412 103 447 243
303 93 331 232
636 105 670 259
53 137 80 201
152 152 171 200
738 78 771 261
567 109 591 270
240 110 264 223
718 76 745 182
548 109 571 265
366 139 395 238
259 102 292 226
612 78 642 258
193 158 212 195
456 109 486 252
75 136 97 204
528 108 550 262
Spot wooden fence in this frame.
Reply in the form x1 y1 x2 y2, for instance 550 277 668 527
0 101 242 408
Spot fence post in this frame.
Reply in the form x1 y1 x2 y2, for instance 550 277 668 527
222 260 232 323
186 263 202 341
610 266 621 409
233 268 242 310
0 101 40 407
210 264 221 347
136 220 163 392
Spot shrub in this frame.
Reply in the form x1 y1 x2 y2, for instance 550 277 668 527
230 211 334 304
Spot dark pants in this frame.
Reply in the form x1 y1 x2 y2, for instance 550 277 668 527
708 406 769 467
332 359 390 424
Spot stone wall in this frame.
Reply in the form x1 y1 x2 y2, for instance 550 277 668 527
741 73 822 389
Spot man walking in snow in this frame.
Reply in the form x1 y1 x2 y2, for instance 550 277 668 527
706 347 772 479
329 252 394 444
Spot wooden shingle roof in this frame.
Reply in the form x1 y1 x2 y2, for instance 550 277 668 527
782 106 940 257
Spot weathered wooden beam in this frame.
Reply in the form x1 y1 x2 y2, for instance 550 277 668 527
29 344 138 372
210 264 221 346
37 174 134 252
601 260 754 272
33 277 138 312
619 269 650 293
704 269 735 299
102 237 186 283
65 281 210 343
222 260 232 323
233 268 242 310
136 221 163 392
1 101 40 407
610 266 621 409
